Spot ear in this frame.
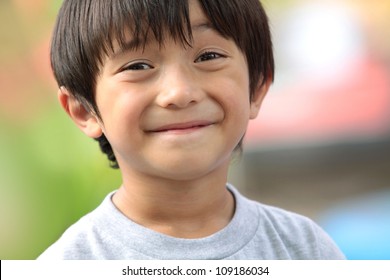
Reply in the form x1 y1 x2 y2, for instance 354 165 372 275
249 76 272 119
58 87 103 138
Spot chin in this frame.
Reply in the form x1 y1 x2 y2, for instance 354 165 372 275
154 157 230 182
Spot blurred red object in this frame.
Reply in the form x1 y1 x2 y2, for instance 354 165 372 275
246 57 390 146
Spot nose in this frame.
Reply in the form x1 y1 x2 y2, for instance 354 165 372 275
155 64 204 109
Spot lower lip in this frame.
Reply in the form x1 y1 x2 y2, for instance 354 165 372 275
150 125 211 136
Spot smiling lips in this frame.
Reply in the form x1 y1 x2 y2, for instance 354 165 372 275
148 121 214 133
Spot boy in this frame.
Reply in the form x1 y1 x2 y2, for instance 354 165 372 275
39 0 345 259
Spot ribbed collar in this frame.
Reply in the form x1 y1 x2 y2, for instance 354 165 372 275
96 184 259 259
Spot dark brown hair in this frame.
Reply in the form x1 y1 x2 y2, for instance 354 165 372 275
51 0 274 168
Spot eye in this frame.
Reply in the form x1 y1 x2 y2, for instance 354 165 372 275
195 51 224 63
121 62 154 71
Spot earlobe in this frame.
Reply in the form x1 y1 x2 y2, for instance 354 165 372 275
249 76 272 119
58 87 103 138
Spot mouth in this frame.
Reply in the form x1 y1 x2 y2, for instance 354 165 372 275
147 121 214 133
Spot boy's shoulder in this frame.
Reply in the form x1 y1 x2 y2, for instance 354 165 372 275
37 192 119 260
233 187 345 259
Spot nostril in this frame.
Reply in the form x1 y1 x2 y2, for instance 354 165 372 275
157 89 202 109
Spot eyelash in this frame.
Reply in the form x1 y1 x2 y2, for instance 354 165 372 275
195 51 224 63
122 62 153 72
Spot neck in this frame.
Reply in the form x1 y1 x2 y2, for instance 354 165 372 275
112 163 235 238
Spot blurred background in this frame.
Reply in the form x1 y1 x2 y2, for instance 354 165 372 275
0 0 389 259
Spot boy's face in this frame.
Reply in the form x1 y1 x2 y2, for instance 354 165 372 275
77 0 268 181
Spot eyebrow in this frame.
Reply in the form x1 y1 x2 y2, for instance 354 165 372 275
109 38 147 60
191 21 213 32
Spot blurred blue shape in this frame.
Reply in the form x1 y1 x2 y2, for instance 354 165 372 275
319 189 390 260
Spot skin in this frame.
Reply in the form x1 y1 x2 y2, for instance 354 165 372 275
59 0 271 239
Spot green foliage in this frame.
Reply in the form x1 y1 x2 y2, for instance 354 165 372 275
0 107 120 259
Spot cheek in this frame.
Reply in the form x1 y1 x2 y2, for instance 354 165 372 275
213 71 251 119
220 72 252 139
222 59 251 106
96 85 148 137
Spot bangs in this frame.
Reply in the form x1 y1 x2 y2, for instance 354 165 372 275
96 0 193 62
